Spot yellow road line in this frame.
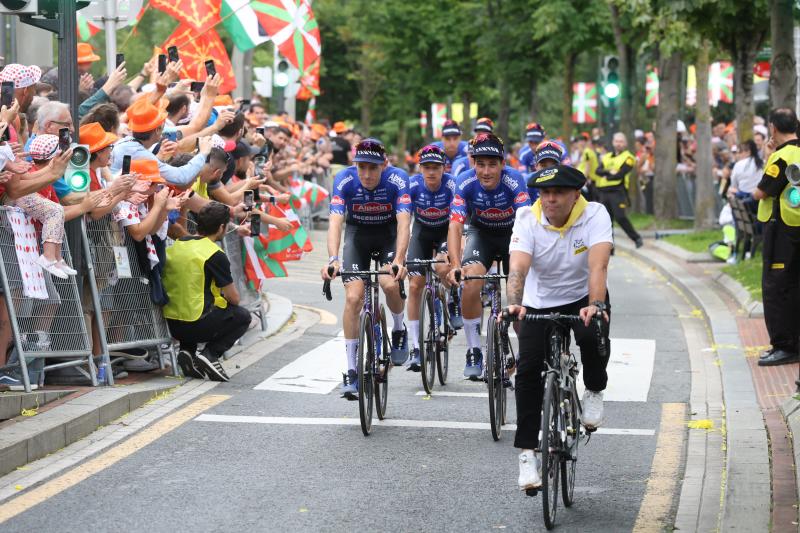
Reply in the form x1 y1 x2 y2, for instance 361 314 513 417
0 394 229 524
294 304 337 325
633 402 687 532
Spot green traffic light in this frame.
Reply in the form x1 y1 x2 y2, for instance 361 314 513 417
604 83 620 99
788 186 800 208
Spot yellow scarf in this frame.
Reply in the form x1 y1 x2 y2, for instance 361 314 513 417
531 196 588 238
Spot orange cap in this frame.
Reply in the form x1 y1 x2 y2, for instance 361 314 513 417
126 98 168 133
129 159 166 183
77 43 101 64
332 121 348 134
214 94 234 107
79 122 119 153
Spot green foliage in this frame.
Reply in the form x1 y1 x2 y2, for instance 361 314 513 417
662 229 721 253
722 252 762 301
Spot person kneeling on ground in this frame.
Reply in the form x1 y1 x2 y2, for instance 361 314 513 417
161 201 251 382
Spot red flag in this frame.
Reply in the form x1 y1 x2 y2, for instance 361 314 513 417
162 23 237 94
296 57 320 101
150 0 220 32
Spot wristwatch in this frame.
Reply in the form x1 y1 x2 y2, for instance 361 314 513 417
328 255 339 265
590 300 608 312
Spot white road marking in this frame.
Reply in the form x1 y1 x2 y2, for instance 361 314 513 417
576 338 656 402
194 414 655 436
415 391 488 398
254 331 345 394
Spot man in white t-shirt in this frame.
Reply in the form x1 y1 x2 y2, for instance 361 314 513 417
505 164 613 491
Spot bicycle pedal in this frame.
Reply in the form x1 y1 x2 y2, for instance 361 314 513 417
584 426 598 434
524 488 539 497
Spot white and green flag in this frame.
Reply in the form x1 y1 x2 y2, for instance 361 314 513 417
222 0 271 51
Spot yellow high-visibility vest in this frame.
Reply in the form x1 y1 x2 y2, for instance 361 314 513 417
598 150 635 190
757 141 800 226
162 237 228 322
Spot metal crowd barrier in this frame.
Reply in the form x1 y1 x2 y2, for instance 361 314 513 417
676 172 696 220
221 230 268 332
0 207 95 392
80 215 178 385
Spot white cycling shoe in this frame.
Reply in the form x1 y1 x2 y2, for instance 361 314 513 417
581 390 604 430
518 450 541 490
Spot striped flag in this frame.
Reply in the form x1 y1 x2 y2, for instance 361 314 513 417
243 234 288 289
645 68 659 108
77 13 101 41
571 83 597 124
709 61 733 106
431 104 447 137
290 176 328 209
304 98 316 125
420 111 427 136
222 0 271 51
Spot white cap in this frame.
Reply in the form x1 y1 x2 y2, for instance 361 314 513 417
677 119 687 134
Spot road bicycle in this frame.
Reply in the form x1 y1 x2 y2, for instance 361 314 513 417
503 311 607 530
405 258 453 394
323 254 405 436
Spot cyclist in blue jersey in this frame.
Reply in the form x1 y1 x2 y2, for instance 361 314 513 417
450 153 471 178
404 145 460 370
526 140 570 202
518 123 546 173
432 119 468 174
474 117 494 134
321 139 411 399
446 133 531 377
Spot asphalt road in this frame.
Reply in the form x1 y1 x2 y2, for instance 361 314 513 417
2 230 691 532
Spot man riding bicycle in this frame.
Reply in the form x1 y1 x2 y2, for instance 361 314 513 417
405 145 458 371
446 133 531 378
504 164 612 491
321 139 410 399
432 119 468 174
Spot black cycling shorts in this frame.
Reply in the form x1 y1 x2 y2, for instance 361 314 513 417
341 224 396 283
407 224 448 276
461 226 511 272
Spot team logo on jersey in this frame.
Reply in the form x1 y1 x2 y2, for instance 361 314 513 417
331 196 345 206
398 194 412 204
573 238 588 255
502 174 520 190
353 202 392 213
475 206 514 220
417 206 448 218
515 192 530 204
388 173 407 189
459 176 477 189
337 176 353 191
452 195 465 206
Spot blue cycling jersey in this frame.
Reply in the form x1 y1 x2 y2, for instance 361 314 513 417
450 168 531 230
330 165 411 226
451 155 471 178
408 173 455 228
432 140 468 173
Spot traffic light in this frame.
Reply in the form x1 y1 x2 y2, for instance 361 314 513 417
787 163 800 208
274 57 290 88
603 56 620 100
65 144 91 193
0 0 89 15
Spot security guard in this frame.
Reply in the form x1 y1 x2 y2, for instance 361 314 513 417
162 201 252 381
595 132 643 248
753 108 800 367
580 134 601 200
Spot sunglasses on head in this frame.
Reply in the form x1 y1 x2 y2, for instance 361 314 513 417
420 145 444 155
356 140 385 153
470 133 504 147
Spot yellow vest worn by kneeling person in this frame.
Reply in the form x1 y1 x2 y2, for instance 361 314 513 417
162 237 228 322
598 150 634 190
757 142 800 227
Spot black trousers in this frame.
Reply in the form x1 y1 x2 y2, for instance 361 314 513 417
514 295 611 450
762 221 800 353
167 305 251 359
597 188 641 244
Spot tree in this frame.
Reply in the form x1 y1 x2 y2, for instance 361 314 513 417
653 50 682 221
693 40 716 230
769 0 797 109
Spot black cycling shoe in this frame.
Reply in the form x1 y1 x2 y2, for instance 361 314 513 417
177 350 205 379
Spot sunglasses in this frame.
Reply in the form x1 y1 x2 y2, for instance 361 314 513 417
356 140 385 154
420 145 444 155
470 133 504 147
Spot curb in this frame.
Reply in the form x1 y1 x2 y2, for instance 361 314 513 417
711 270 764 318
617 240 771 531
650 238 714 263
0 292 293 478
781 395 800 505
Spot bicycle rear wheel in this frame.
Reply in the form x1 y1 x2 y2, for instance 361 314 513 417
375 305 390 420
486 320 503 441
419 288 436 394
437 286 450 385
561 379 579 507
541 372 560 529
358 313 375 436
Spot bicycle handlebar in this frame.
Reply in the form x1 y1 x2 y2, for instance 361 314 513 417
501 309 608 359
321 264 405 300
405 259 446 265
463 274 508 281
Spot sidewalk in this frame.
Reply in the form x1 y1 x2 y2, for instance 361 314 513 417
0 292 293 478
617 237 799 532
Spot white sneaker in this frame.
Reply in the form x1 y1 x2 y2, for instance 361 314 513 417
518 450 541 490
36 255 68 279
582 389 604 430
56 259 77 276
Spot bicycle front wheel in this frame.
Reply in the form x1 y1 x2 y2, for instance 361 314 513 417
437 286 450 385
541 372 560 529
486 320 503 441
358 312 375 436
419 288 436 394
561 379 579 507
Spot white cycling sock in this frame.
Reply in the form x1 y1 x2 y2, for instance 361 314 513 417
345 339 358 372
463 318 481 350
392 311 405 332
407 320 419 349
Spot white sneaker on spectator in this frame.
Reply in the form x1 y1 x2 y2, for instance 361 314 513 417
55 259 77 276
582 390 604 430
518 450 541 490
36 255 68 279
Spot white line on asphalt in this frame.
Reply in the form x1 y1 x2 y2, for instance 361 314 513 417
415 391 488 398
254 331 346 394
193 414 655 436
576 338 656 402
